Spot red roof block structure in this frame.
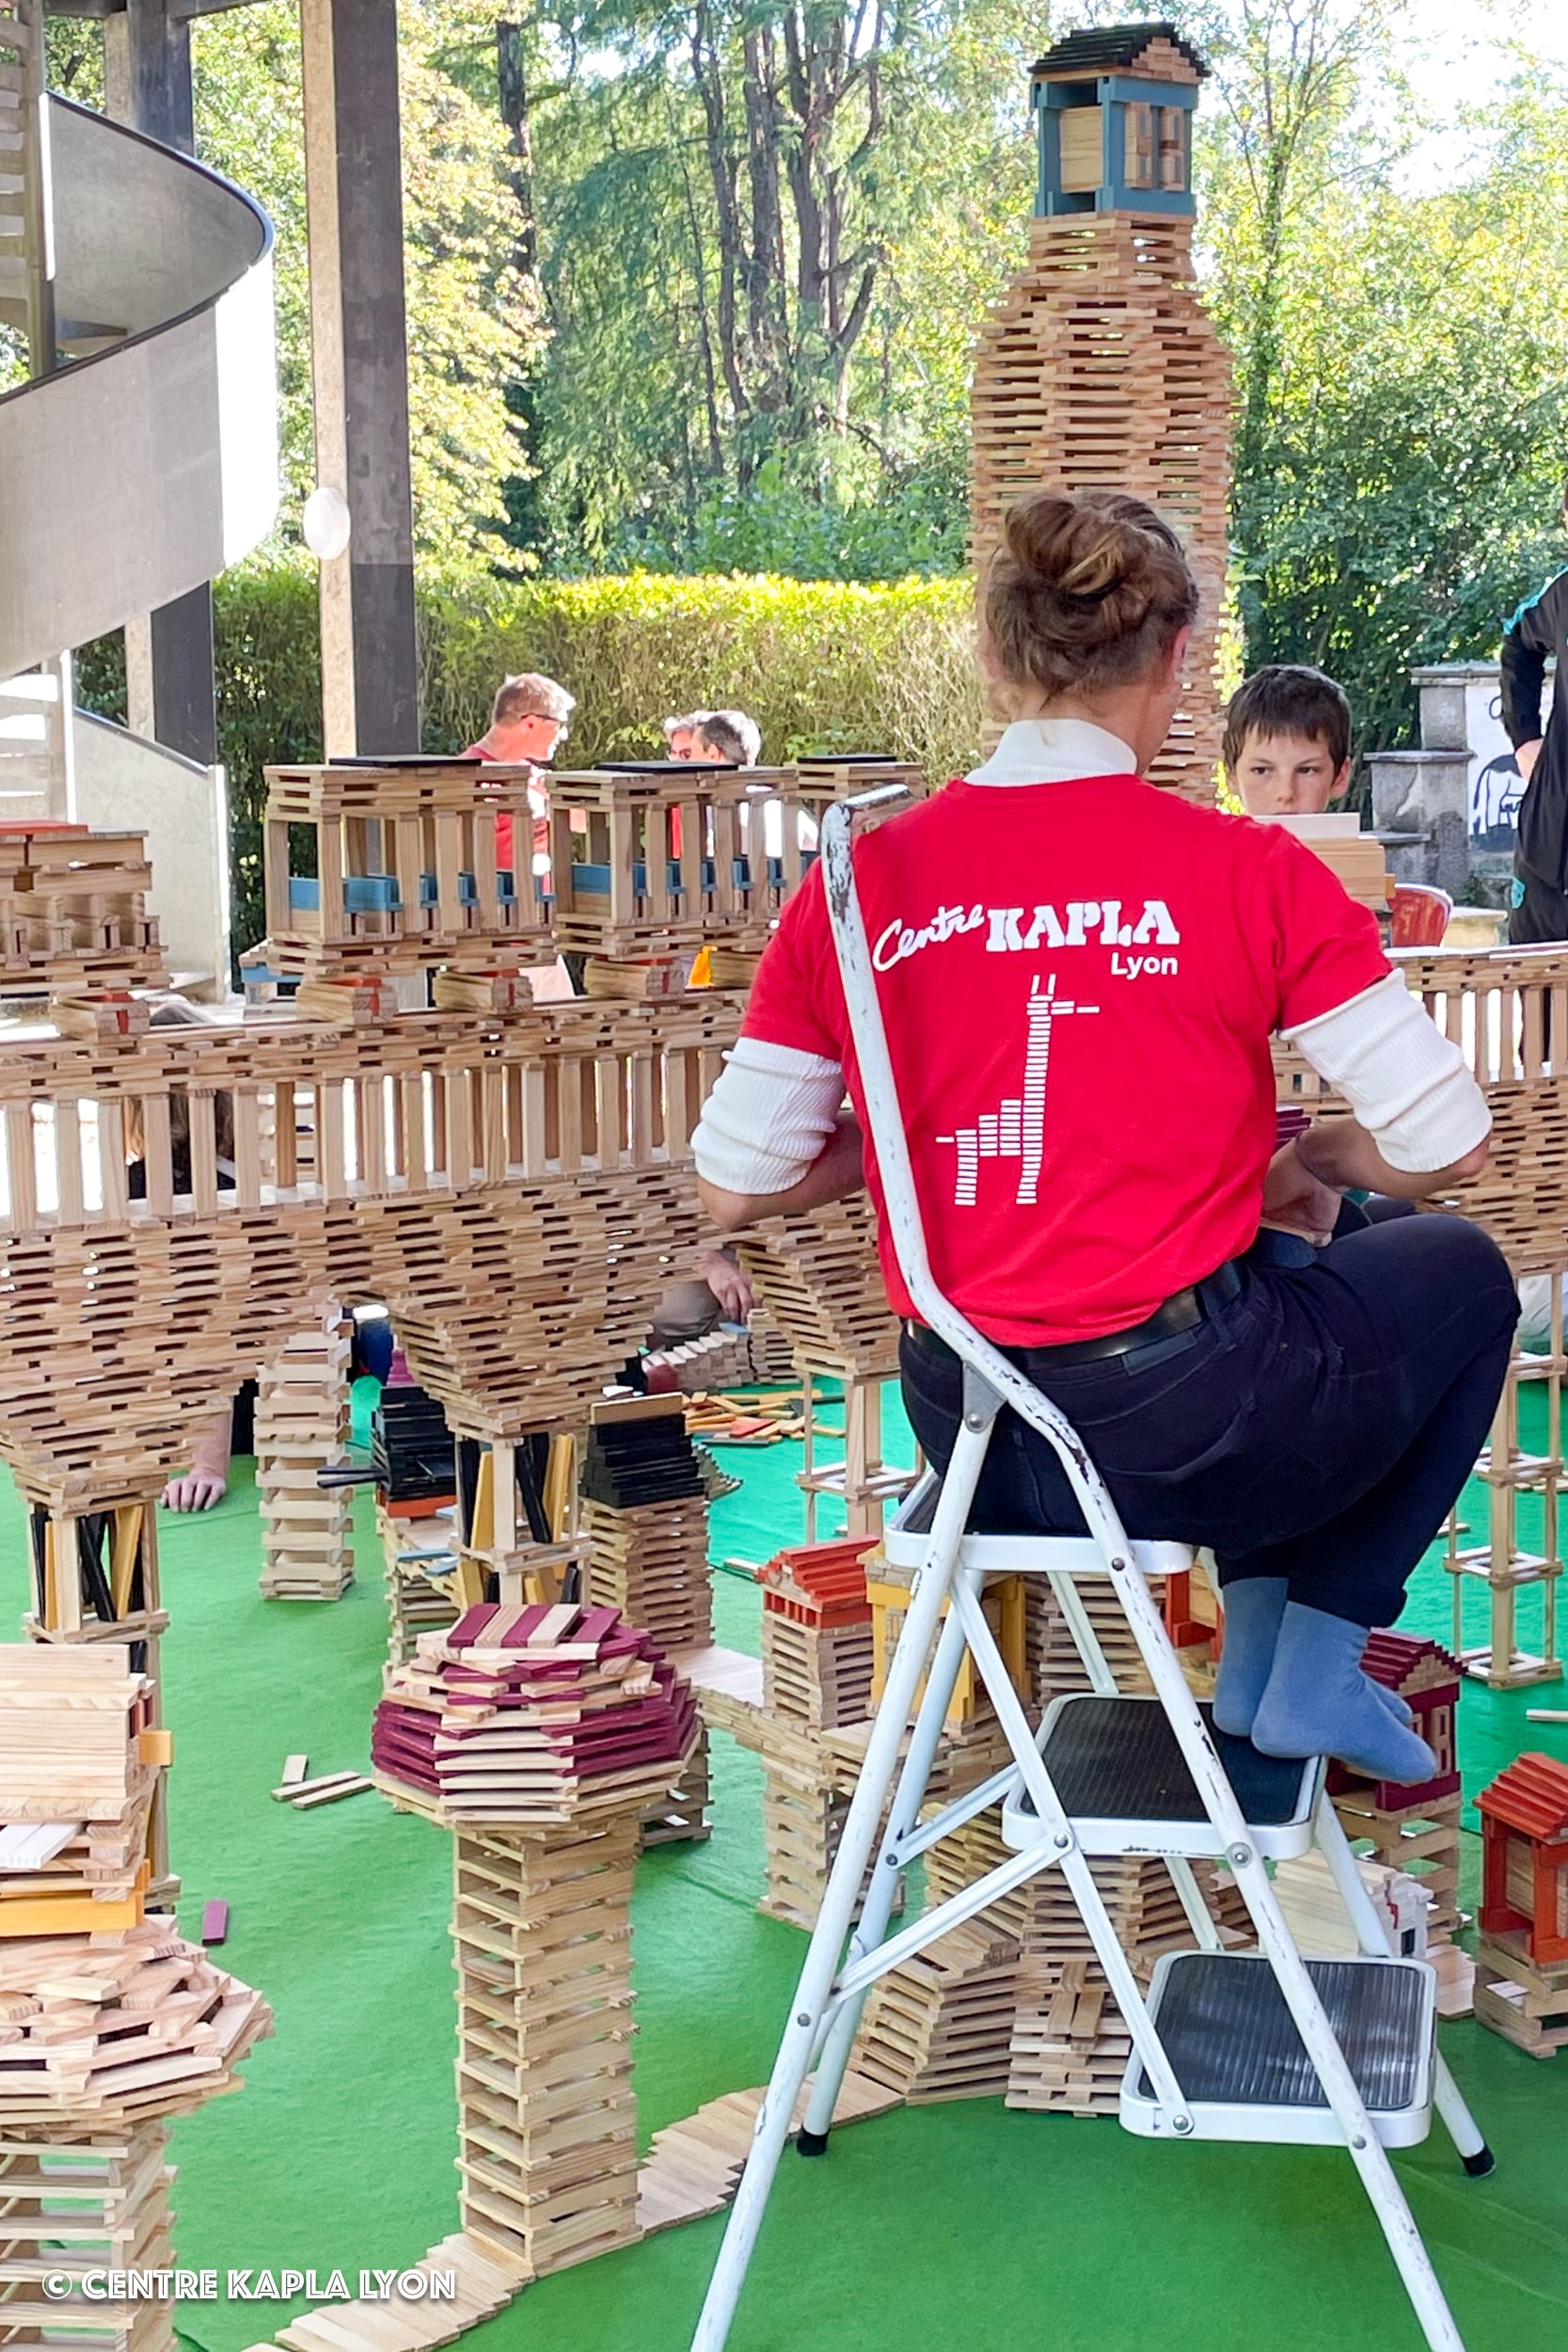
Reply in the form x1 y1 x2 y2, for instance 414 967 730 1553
757 1538 877 1629
1360 1631 1461 1696
1326 1631 1462 1811
1478 1752 1568 1966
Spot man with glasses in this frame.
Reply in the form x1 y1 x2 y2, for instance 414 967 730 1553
464 671 577 885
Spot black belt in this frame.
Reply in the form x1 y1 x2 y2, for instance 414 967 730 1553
904 1259 1243 1376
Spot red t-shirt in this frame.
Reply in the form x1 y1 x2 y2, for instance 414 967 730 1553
464 745 547 878
742 775 1388 1344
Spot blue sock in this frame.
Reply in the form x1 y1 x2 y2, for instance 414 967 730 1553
1253 1604 1436 1782
1212 1577 1288 1737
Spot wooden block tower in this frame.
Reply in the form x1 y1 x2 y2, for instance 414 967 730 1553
371 1601 698 2275
0 1645 270 2352
255 1313 355 1601
970 22 1231 801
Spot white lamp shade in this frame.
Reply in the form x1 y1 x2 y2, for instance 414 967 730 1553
302 485 352 562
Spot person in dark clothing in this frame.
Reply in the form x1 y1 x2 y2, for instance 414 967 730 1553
1501 503 1568 946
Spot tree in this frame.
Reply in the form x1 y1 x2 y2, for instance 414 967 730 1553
520 0 1037 571
185 0 542 561
1198 8 1568 754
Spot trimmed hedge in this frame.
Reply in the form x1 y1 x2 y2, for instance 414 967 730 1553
77 564 983 959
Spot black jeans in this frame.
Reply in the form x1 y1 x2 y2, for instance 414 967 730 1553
899 1215 1517 1628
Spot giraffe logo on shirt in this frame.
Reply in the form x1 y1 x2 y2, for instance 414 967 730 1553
935 973 1101 1207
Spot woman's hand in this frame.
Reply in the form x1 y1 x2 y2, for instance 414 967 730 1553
1259 1139 1342 1247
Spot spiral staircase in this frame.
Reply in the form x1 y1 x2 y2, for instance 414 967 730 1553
0 0 277 979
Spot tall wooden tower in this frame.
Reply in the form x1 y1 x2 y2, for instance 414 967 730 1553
971 23 1233 802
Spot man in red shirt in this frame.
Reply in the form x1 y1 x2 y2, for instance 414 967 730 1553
464 671 575 882
692 489 1514 1784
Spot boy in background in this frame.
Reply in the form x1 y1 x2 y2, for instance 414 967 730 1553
1223 664 1353 816
1222 662 1411 1258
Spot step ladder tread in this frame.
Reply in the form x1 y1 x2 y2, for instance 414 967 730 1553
1013 1693 1316 1829
1131 1951 1431 2111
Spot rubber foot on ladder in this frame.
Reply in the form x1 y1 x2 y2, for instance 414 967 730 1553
796 2128 830 2158
1462 2145 1497 2179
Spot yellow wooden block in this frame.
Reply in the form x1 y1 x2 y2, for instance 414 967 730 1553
0 1885 144 1937
138 1727 174 1767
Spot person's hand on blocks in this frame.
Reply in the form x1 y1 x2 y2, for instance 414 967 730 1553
161 1406 232 1513
698 1248 754 1324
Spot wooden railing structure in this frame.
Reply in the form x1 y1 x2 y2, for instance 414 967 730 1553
1279 944 1568 1687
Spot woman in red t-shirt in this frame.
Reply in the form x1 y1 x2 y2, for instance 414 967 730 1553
692 489 1516 1783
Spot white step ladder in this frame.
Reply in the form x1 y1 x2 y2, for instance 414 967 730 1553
689 790 1493 2352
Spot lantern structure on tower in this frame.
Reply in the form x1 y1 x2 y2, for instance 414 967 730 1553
971 21 1232 802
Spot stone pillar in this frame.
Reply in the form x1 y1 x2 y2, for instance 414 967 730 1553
299 0 420 756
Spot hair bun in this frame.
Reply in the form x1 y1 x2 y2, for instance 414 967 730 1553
985 487 1198 706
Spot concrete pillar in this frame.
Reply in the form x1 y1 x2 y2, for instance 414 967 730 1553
299 0 419 756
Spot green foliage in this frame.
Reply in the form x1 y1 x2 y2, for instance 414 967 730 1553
78 564 980 957
523 0 1036 574
185 0 540 560
1197 8 1568 757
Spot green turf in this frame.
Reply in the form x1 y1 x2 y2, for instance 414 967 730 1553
1 1383 1563 2352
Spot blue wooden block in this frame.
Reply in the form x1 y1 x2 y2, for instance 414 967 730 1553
458 871 478 906
420 873 438 907
344 874 400 913
289 877 322 912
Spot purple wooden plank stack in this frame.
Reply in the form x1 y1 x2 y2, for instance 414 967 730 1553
371 1601 697 1826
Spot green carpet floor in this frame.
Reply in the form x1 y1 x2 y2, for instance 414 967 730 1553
2 1384 1564 2352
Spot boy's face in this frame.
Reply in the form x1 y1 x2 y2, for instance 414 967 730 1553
1231 728 1351 816
666 725 696 760
491 711 565 766
689 732 728 764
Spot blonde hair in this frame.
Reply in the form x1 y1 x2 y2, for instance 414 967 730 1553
984 488 1197 701
491 672 575 727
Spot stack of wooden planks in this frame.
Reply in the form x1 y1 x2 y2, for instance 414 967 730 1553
0 1925 271 2125
0 1646 157 1939
970 212 1232 802
255 1315 355 1601
0 2121 178 2352
371 1602 698 1830
736 1196 900 1380
758 1539 877 1730
0 826 165 993
260 761 549 979
581 1397 713 1652
451 1816 642 2276
1005 1855 1249 2117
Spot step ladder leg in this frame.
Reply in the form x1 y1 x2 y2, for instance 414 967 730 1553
689 1393 1000 2352
1212 1829 1469 2349
799 1565 983 2149
1043 1544 1468 2347
1314 1795 1495 2178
